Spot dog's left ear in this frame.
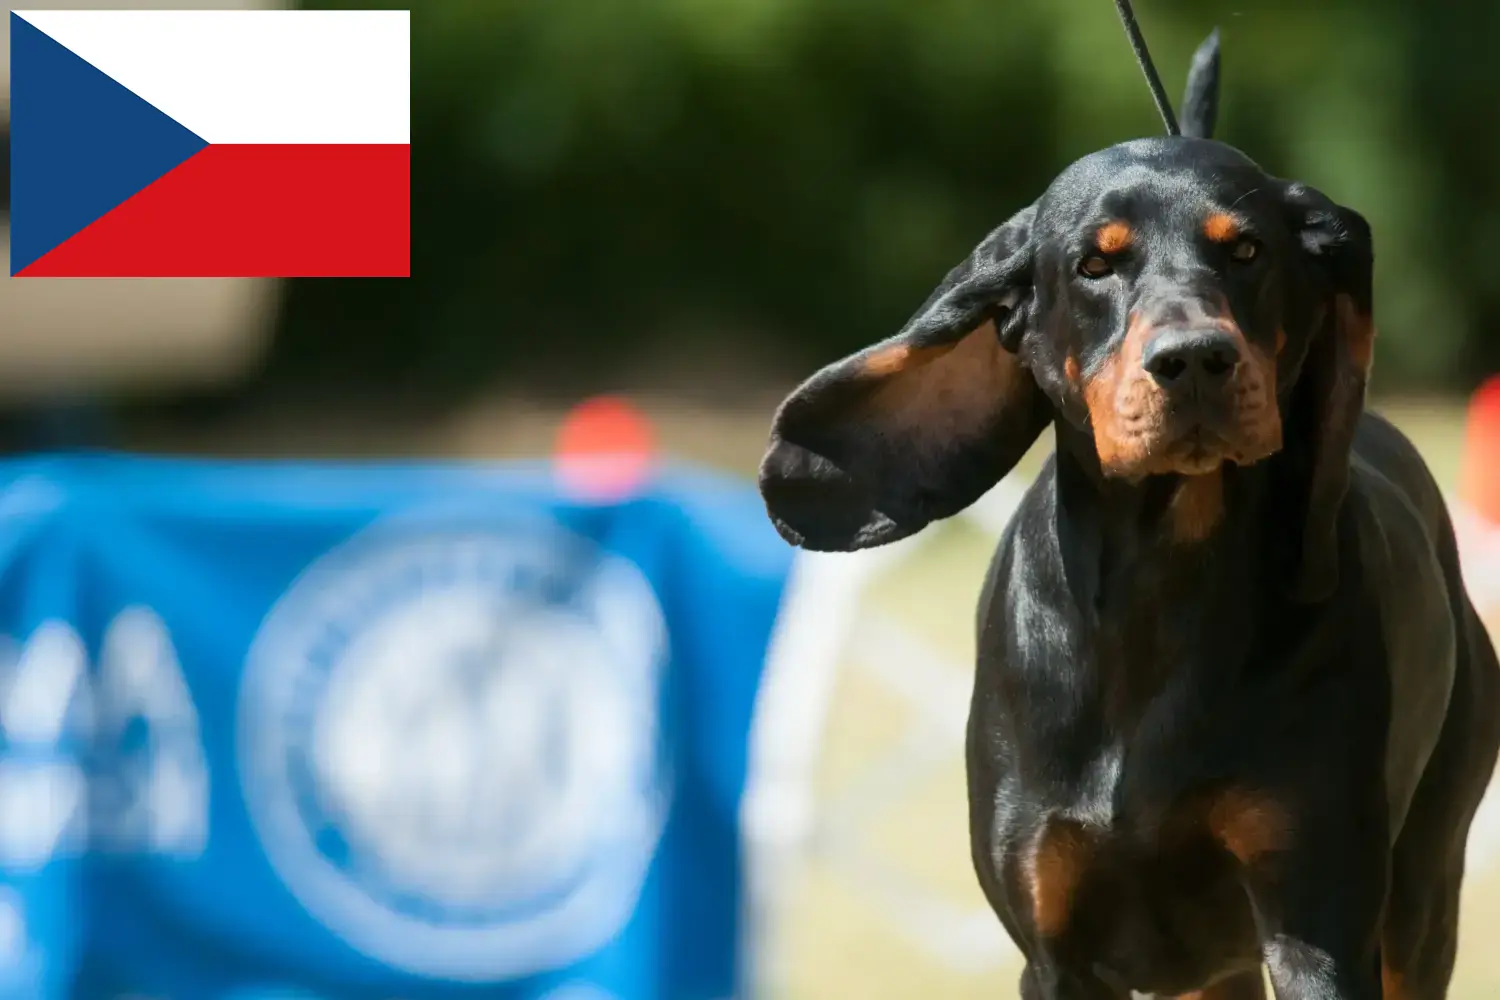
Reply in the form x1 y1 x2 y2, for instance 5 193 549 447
759 204 1051 551
1180 28 1221 140
1280 181 1375 603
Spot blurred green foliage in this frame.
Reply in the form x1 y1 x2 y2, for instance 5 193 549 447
272 0 1500 399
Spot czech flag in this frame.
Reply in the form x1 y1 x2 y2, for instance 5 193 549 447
9 10 410 278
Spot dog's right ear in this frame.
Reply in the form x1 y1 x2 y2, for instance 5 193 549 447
1180 29 1220 140
759 204 1051 551
1279 181 1374 603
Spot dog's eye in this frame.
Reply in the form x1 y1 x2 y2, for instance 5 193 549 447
1078 255 1112 278
1230 239 1259 263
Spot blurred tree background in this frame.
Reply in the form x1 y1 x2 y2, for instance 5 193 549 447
255 0 1500 406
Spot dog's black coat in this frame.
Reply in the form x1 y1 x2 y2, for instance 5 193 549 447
758 32 1500 1000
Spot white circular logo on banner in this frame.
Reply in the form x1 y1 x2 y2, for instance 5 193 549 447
238 513 670 980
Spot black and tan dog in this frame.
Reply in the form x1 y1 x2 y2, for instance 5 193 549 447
757 21 1500 1000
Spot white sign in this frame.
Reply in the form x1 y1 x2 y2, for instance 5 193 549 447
238 516 670 980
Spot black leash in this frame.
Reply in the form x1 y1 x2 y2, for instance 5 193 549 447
1113 0 1180 136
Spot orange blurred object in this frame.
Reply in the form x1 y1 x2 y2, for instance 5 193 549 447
1461 375 1500 524
553 395 657 501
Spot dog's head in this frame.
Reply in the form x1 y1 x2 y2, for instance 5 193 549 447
758 134 1372 601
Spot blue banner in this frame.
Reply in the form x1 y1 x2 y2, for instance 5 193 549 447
0 454 793 1000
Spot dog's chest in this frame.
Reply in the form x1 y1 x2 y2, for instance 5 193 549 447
1009 745 1272 993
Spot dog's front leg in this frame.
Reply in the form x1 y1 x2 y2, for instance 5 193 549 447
1240 817 1387 1000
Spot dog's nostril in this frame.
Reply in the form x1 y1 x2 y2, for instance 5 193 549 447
1201 348 1236 377
1150 356 1189 382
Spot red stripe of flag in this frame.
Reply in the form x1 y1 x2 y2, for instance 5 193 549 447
17 144 410 278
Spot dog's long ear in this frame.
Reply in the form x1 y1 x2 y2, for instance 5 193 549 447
759 204 1050 551
1180 29 1220 140
1280 182 1374 602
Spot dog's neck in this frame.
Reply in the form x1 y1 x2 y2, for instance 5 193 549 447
1051 420 1278 561
1047 420 1292 720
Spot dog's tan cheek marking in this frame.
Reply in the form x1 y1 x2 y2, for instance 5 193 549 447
1085 311 1157 474
1065 353 1081 386
1083 363 1126 471
1275 328 1287 355
1204 212 1240 243
1096 221 1134 253
1207 788 1291 865
1170 469 1224 543
1242 342 1283 462
1028 820 1092 938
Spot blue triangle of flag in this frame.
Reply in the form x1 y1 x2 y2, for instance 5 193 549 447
9 13 210 275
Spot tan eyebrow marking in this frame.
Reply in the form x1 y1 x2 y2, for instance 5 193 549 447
1203 212 1240 243
1095 221 1134 254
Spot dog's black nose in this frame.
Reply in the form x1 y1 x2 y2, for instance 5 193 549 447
1142 328 1241 390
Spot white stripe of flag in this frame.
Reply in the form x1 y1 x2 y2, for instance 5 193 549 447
12 9 410 145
